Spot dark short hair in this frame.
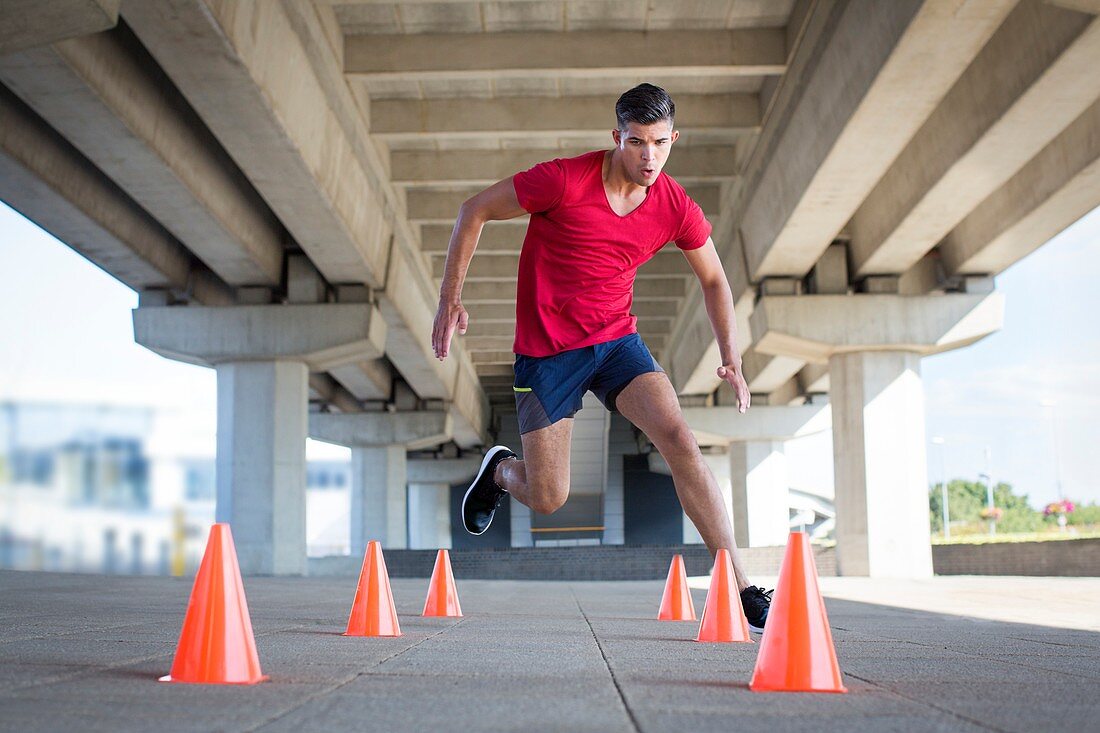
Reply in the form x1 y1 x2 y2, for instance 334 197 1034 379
615 83 675 131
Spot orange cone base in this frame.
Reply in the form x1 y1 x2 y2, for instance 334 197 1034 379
159 673 269 685
749 681 847 694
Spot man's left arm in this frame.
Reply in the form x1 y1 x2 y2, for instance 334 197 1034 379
680 237 751 413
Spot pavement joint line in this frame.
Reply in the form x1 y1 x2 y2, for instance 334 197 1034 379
570 586 642 733
842 671 1011 733
245 617 467 733
0 620 154 645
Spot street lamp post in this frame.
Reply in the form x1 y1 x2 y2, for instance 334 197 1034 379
932 436 949 540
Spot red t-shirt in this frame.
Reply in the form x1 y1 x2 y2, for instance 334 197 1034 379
510 150 711 357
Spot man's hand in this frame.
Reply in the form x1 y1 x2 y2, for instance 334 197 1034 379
432 299 469 361
717 364 750 414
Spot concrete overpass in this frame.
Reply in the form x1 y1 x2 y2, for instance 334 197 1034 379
1 0 1094 577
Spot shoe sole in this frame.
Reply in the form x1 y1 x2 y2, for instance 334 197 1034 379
461 445 512 536
748 623 765 634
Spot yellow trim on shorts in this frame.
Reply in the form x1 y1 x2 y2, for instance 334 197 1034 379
513 387 532 392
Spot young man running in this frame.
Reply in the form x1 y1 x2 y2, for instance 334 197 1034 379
431 84 771 630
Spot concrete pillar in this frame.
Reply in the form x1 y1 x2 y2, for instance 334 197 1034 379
748 292 1004 577
216 361 308 575
729 441 790 548
408 482 451 550
350 445 407 552
133 302 389 575
829 351 932 577
510 498 534 548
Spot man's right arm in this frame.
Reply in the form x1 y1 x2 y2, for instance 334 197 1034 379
431 177 527 361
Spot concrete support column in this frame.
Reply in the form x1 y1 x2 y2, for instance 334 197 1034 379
215 361 308 575
350 445 407 553
134 302 390 575
729 441 790 548
510 498 534 548
408 482 451 550
829 351 932 577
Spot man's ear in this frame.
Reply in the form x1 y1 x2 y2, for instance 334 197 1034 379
670 129 680 144
611 128 622 148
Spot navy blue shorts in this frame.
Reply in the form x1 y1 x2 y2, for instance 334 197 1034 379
512 333 664 434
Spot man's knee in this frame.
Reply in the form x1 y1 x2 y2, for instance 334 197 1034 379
528 476 568 515
654 421 698 455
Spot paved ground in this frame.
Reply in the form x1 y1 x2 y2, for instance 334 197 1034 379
1 570 1098 733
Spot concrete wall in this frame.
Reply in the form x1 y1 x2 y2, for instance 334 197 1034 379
932 538 1100 577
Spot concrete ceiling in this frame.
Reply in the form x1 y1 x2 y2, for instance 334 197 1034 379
324 0 797 405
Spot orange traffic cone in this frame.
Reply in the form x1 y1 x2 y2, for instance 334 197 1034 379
749 531 847 693
345 540 402 637
422 549 462 617
657 554 696 621
160 523 267 684
695 549 752 643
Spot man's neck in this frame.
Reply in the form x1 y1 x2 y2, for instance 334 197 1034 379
603 149 646 197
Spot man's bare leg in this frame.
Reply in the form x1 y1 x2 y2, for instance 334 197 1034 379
615 372 754 591
494 418 574 514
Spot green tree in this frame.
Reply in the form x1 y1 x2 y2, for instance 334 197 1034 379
929 479 1042 534
1067 502 1100 528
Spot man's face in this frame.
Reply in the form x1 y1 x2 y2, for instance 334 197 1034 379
612 119 679 186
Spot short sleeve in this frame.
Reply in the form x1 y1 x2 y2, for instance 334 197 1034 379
512 158 567 214
674 196 712 251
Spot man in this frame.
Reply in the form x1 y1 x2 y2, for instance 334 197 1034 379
431 84 771 630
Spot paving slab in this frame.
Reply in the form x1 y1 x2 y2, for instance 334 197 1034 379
0 571 1098 733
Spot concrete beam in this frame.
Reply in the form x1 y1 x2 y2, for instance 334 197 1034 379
310 411 451 451
0 0 119 54
749 293 1005 363
1047 0 1100 12
437 251 693 281
849 3 1100 276
940 93 1100 276
0 84 234 305
682 404 831 445
308 372 364 414
740 0 1015 279
741 347 805 394
345 29 786 79
123 0 490 446
132 304 387 371
664 269 753 395
410 183 720 226
371 94 759 139
121 1 391 287
328 358 393 401
422 224 525 254
460 276 692 303
464 318 668 339
0 25 285 286
406 457 480 485
391 147 737 187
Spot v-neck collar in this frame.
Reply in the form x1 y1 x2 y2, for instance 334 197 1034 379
600 150 652 219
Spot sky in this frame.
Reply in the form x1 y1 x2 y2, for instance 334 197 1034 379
1 200 1098 505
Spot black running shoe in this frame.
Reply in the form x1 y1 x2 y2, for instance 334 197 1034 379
462 445 516 535
740 586 773 633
